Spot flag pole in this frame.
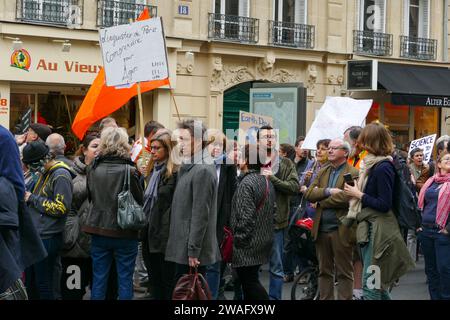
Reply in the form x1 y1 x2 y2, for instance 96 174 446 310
128 17 145 143
170 88 181 121
137 82 145 144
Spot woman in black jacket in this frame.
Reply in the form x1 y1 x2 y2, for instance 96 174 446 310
231 144 276 300
83 127 144 300
142 130 178 300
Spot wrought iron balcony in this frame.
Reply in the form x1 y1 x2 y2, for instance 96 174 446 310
97 0 157 28
353 30 393 56
16 0 83 26
400 36 437 61
208 13 259 43
269 20 314 49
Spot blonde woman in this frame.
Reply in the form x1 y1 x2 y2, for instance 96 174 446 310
83 127 144 300
142 130 178 300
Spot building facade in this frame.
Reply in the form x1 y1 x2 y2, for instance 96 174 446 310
1 0 450 150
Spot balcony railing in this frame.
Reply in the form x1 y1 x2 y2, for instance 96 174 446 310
268 20 314 49
208 13 259 43
353 30 393 56
97 0 157 28
400 36 437 61
16 0 83 26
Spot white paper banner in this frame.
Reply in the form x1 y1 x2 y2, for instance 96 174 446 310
302 97 373 150
408 134 437 164
99 17 169 87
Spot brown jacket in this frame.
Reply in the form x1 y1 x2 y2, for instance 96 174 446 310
414 165 431 193
304 162 359 247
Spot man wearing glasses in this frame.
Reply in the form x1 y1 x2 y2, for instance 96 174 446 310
304 138 358 300
257 125 299 300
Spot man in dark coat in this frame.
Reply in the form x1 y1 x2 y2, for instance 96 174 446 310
0 125 46 300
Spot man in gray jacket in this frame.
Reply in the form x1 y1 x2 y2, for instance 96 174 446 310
165 120 220 284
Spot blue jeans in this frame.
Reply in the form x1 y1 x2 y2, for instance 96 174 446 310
25 233 63 300
205 261 221 300
90 235 138 300
418 227 450 300
269 229 284 300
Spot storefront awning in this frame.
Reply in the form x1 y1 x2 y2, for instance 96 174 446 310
378 62 450 107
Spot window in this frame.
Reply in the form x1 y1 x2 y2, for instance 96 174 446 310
354 0 391 55
212 0 249 40
403 0 429 38
21 0 71 25
272 0 308 46
102 0 146 27
358 0 386 33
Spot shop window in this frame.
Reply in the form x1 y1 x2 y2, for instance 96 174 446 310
414 106 439 138
10 92 136 155
10 94 37 133
366 101 380 123
384 103 410 151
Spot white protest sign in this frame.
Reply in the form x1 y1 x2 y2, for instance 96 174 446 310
408 134 436 164
302 97 373 150
99 17 169 87
238 111 273 145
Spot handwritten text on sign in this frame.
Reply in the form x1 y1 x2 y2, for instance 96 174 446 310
408 134 436 164
99 17 168 87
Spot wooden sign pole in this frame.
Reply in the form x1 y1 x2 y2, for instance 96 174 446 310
170 88 181 121
136 82 145 144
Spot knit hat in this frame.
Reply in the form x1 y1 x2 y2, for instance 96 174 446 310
29 123 52 142
22 141 49 165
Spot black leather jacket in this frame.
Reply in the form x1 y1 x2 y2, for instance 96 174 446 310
82 155 144 239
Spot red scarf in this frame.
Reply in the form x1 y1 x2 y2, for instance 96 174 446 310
418 173 450 229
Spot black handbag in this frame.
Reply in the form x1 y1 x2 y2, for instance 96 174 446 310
117 165 146 230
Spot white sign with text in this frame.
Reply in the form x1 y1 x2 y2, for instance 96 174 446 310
238 111 274 145
99 17 168 87
302 97 373 150
408 134 436 164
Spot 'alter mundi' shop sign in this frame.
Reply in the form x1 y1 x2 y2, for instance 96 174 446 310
392 94 450 107
347 60 378 91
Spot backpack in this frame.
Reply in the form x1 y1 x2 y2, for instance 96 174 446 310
389 156 422 230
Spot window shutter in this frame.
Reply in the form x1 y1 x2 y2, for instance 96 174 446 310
357 0 363 30
295 0 307 24
419 0 429 38
403 0 409 35
374 0 386 33
239 0 250 17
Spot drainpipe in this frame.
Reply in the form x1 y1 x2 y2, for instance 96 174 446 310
444 0 448 62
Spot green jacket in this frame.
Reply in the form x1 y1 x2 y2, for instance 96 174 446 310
356 207 415 290
269 157 299 230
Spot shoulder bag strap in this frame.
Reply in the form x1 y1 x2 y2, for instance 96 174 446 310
256 176 269 212
123 164 130 191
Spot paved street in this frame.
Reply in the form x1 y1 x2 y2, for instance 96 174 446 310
86 254 429 301
219 257 429 301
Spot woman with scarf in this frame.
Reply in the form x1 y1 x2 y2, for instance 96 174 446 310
142 130 178 300
299 138 330 219
343 122 414 300
417 151 450 300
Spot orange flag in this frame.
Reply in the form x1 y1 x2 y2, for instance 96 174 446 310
71 8 170 140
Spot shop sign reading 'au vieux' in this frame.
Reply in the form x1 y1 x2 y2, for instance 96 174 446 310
10 48 101 74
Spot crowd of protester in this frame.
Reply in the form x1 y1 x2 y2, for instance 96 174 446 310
1 118 450 301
